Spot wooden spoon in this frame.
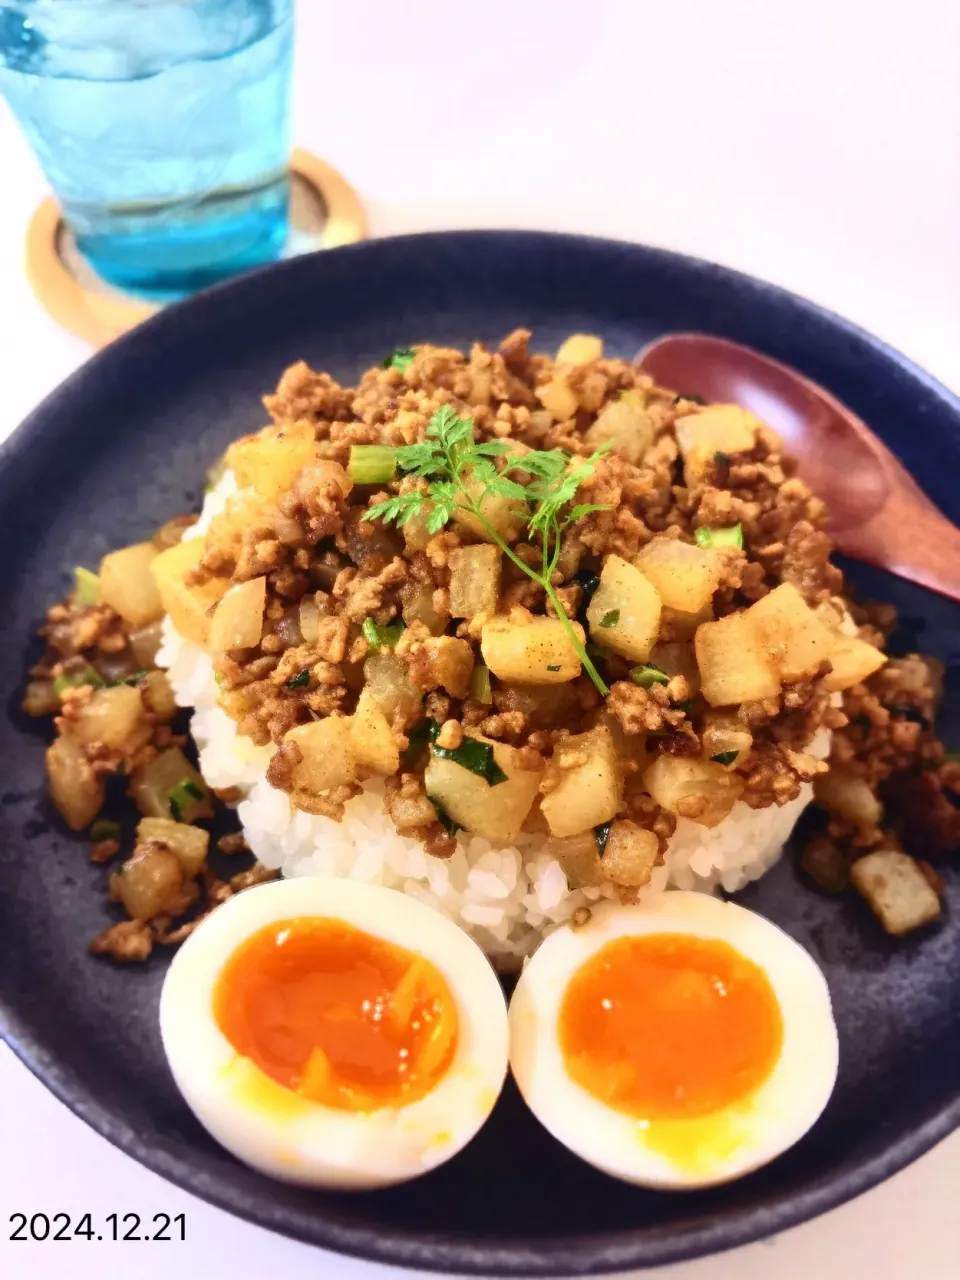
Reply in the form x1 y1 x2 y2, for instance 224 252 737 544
637 333 960 603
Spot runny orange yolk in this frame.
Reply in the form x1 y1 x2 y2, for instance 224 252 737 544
559 933 783 1121
213 917 459 1112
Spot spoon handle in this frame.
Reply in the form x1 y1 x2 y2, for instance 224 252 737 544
834 437 960 603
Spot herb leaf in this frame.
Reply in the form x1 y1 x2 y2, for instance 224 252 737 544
599 609 620 629
431 736 509 786
382 347 416 372
711 750 739 766
629 663 669 689
594 821 613 855
53 665 105 695
429 796 461 836
285 670 310 689
362 405 613 695
362 617 405 651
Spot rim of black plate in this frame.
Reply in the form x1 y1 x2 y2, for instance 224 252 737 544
2 229 959 1275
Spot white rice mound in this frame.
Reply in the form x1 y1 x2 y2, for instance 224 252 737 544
158 476 828 970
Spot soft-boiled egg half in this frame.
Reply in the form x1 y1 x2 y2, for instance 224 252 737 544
509 891 838 1188
159 877 509 1189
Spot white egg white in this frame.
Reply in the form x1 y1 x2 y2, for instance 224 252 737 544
159 877 509 1190
509 890 838 1189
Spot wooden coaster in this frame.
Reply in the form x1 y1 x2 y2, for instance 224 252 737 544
25 148 367 348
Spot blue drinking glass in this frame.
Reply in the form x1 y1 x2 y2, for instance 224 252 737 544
0 0 294 298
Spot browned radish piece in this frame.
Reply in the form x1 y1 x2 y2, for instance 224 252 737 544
821 635 887 692
586 556 661 662
348 690 400 777
226 421 325 501
151 539 229 648
675 405 760 485
814 769 883 827
650 640 701 695
136 817 209 877
644 755 744 828
208 576 266 653
110 842 191 922
555 334 603 365
701 709 753 769
540 725 622 838
283 718 357 795
634 538 722 614
100 542 164 627
72 686 148 753
129 747 213 823
584 396 653 465
695 612 780 706
449 545 502 619
47 735 105 830
660 602 714 641
400 581 449 635
600 821 660 887
535 378 579 423
748 583 838 682
452 473 526 543
481 617 583 684
850 850 941 936
140 670 177 721
363 651 424 723
547 831 603 888
424 737 542 842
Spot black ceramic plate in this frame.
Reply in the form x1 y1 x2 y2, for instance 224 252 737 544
1 232 959 1276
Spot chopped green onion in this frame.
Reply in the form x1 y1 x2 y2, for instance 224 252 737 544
381 347 416 372
599 609 620 629
167 778 206 822
349 445 398 485
362 617 406 651
711 750 739 766
285 670 310 689
431 736 508 786
674 699 696 714
54 665 105 695
629 663 669 689
110 669 148 688
694 523 743 550
714 451 731 466
214 671 225 687
585 643 609 661
429 796 460 837
469 664 492 705
594 821 612 855
90 819 121 843
546 664 561 673
673 392 706 406
74 567 101 607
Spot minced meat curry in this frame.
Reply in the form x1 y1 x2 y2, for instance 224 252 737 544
24 330 958 954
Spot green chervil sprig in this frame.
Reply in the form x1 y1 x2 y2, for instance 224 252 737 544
363 405 612 694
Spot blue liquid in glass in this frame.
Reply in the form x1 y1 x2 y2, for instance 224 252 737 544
0 1 294 298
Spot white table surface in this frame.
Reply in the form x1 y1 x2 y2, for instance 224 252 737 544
2 2 959 1277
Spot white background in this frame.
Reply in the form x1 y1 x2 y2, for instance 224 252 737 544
1 2 959 1277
